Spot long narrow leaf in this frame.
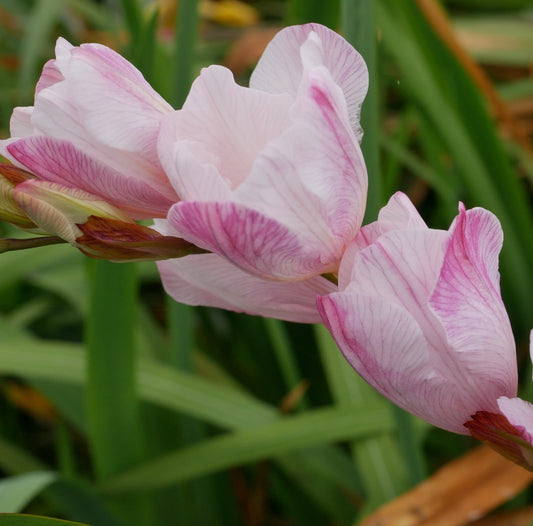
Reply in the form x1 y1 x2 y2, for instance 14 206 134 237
0 472 57 513
102 404 392 493
0 516 89 526
86 261 143 480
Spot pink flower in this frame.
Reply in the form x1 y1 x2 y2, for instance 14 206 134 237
317 192 517 434
1 38 178 219
157 23 368 282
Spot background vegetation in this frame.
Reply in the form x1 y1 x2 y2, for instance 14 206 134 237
0 0 532 524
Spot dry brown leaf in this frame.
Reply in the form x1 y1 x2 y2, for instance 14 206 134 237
471 505 533 526
5 382 57 422
360 445 533 526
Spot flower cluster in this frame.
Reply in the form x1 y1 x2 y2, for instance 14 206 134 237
1 24 532 468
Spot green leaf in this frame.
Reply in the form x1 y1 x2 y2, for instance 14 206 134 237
0 319 277 430
86 260 143 480
0 472 57 513
102 403 392 493
18 0 68 98
377 0 533 333
316 324 409 511
0 515 89 526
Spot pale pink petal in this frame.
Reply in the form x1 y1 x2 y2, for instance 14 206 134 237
352 228 449 345
338 192 427 288
235 66 366 259
63 44 172 153
30 81 172 195
7 136 174 219
162 65 292 191
250 23 368 140
10 107 34 137
346 227 504 416
50 37 74 76
317 290 473 434
168 201 327 280
497 397 533 445
157 253 334 323
430 205 517 398
35 59 64 95
157 137 231 202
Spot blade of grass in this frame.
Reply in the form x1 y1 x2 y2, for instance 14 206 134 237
379 133 456 209
17 0 68 101
285 0 339 28
172 0 200 108
276 446 361 523
118 0 143 49
264 318 308 410
86 260 143 480
0 516 90 526
0 472 57 513
315 324 409 513
342 0 382 221
166 301 222 525
0 327 279 429
0 435 45 475
377 1 533 333
102 403 392 494
86 260 153 525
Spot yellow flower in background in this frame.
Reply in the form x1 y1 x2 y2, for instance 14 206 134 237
200 0 259 27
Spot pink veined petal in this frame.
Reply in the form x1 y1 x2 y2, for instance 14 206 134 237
317 290 474 434
348 227 497 412
338 192 428 288
497 397 533 445
30 80 172 195
157 253 335 323
7 136 175 219
236 65 366 259
161 65 292 192
168 200 326 281
353 228 449 345
250 23 368 141
429 205 517 399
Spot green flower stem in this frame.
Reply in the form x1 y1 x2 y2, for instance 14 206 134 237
86 260 143 480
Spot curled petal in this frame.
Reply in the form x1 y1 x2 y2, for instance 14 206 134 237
430 206 517 399
250 23 368 140
238 66 366 249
